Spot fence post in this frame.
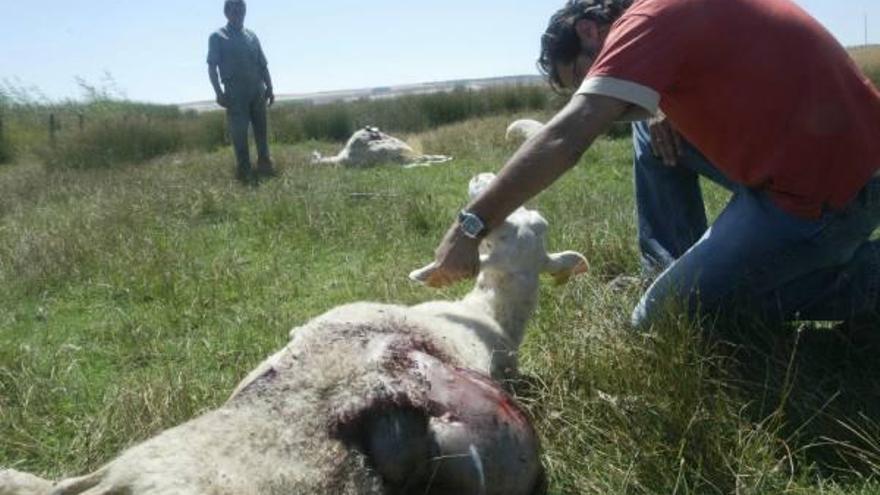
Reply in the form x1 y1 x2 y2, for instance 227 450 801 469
78 112 85 131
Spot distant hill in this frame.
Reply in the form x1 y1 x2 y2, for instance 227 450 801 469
181 46 880 114
180 74 545 113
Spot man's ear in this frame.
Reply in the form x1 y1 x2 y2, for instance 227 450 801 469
574 18 602 49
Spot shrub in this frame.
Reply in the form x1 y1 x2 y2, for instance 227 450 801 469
42 114 182 169
268 84 555 144
300 104 357 141
0 112 12 164
180 110 227 152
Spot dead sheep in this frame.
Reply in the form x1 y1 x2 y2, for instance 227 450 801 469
1 174 586 495
311 126 452 168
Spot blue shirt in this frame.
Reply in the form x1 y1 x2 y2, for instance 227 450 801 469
207 25 268 89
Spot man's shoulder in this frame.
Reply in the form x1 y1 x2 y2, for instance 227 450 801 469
210 26 230 40
623 0 707 20
611 0 709 39
243 28 260 41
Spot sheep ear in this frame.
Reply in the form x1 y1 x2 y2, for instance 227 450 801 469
409 262 438 284
543 251 588 285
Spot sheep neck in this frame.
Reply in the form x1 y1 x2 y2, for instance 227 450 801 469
462 268 540 347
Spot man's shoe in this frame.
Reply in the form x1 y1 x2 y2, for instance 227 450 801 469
256 158 277 178
235 167 254 184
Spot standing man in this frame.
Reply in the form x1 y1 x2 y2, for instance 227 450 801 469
208 0 276 182
422 0 880 330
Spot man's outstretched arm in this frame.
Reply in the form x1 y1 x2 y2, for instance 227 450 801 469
423 93 630 288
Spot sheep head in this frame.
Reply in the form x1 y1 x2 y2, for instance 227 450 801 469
505 119 545 142
411 173 587 285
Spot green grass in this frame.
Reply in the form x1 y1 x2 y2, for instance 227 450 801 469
268 84 557 142
39 114 184 169
850 45 880 86
0 119 11 165
1 114 879 494
0 85 558 169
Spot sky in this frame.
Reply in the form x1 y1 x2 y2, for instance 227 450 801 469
1 0 877 105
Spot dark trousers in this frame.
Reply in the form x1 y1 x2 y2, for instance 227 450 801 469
226 85 270 175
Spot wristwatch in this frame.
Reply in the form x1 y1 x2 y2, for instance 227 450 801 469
457 210 489 239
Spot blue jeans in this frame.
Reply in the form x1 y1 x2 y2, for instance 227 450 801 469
226 83 270 174
630 121 880 328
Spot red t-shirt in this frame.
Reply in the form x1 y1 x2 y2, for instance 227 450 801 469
578 0 880 218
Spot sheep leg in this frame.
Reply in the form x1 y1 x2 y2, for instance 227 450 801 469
0 469 53 495
49 467 108 495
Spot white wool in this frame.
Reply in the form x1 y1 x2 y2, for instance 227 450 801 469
311 126 452 168
406 174 587 378
505 119 545 142
0 470 52 495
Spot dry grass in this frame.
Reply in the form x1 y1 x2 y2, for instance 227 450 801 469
849 45 880 84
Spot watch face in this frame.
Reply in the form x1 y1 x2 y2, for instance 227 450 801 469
459 211 486 238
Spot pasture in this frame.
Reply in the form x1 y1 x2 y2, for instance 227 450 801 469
1 108 879 494
850 45 880 84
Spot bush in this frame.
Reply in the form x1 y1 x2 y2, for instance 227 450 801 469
0 113 12 164
268 84 555 144
180 110 227 152
42 114 182 169
300 104 357 141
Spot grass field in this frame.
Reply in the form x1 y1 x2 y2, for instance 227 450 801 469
2 112 879 494
850 45 880 85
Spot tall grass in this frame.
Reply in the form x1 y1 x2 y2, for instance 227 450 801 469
1 115 879 493
0 90 17 164
2 83 556 169
41 114 183 169
850 45 880 86
270 84 556 142
0 111 11 165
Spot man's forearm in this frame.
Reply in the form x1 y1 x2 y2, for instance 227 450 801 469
261 67 273 91
466 94 627 230
208 65 223 96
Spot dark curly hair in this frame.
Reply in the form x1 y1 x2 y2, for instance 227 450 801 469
224 0 245 15
538 0 633 92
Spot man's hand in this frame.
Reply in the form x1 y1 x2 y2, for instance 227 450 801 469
647 114 682 166
216 92 229 109
421 223 481 288
265 87 275 107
